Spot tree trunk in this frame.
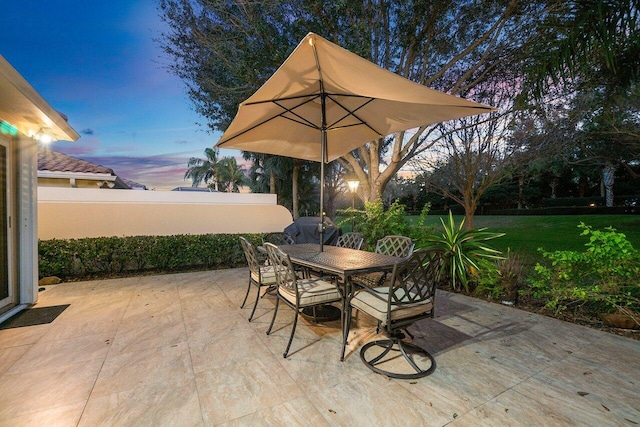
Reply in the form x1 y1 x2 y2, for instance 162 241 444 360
517 174 524 209
550 177 559 198
292 160 300 219
464 204 476 229
578 175 587 198
343 136 405 204
269 173 279 204
269 174 276 194
603 162 616 207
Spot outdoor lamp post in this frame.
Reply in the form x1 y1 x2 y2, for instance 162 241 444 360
347 178 359 231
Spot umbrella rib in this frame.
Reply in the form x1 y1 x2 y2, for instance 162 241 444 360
325 95 382 136
243 94 318 106
273 99 320 130
280 115 319 129
219 97 321 144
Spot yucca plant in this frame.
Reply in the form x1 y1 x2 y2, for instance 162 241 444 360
424 211 505 292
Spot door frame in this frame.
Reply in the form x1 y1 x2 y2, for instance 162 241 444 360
0 135 14 313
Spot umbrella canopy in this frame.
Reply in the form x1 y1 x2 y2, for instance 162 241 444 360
216 32 495 250
216 32 495 162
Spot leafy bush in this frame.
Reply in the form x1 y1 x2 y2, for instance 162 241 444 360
476 250 525 302
406 203 437 248
38 233 263 280
338 199 409 251
528 223 640 315
422 211 504 292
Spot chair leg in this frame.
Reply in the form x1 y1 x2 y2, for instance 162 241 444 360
266 296 280 335
260 285 276 298
240 278 252 308
404 327 414 340
340 306 352 362
248 284 262 322
283 308 300 358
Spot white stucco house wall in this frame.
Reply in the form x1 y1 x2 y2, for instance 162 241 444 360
0 55 79 322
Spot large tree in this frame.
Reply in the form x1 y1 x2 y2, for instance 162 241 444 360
158 0 545 202
414 79 549 228
550 85 640 206
521 0 639 202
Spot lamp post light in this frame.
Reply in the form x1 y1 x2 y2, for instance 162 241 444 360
347 178 359 231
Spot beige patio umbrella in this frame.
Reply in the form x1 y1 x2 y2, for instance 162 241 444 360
216 32 495 250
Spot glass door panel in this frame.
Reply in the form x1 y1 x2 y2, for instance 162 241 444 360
0 141 10 305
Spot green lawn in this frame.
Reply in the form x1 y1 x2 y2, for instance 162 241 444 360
416 214 640 264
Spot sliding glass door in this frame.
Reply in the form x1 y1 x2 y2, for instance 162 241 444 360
0 138 11 310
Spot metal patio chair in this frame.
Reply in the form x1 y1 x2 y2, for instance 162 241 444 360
335 232 364 250
342 248 445 379
264 242 344 358
239 236 278 322
352 235 414 288
263 231 295 246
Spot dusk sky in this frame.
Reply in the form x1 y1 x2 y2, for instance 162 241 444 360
1 1 240 190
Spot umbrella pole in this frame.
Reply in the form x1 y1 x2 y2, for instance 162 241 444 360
319 129 326 251
314 84 327 252
319 158 325 251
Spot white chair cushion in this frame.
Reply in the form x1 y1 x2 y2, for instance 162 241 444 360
351 287 432 325
278 277 342 307
251 265 278 285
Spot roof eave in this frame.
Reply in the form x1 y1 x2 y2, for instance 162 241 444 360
37 170 116 181
0 55 80 142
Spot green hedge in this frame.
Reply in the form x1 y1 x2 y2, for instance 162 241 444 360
541 195 638 208
485 206 636 215
38 233 264 280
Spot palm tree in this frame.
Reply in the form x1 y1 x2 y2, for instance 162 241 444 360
217 157 248 193
525 0 639 96
243 151 322 217
184 147 220 190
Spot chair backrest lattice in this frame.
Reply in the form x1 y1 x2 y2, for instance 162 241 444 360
375 235 414 258
264 242 297 293
336 232 364 250
263 232 295 246
388 248 444 307
239 236 260 274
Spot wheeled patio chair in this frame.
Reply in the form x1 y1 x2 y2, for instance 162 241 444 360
342 248 444 379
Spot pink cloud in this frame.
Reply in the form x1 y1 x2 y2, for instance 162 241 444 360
52 138 100 156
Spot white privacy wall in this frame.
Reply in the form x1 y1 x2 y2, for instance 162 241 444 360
37 187 293 239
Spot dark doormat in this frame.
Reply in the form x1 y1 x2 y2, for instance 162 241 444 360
0 305 70 330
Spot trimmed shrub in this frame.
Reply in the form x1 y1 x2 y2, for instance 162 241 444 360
38 233 263 280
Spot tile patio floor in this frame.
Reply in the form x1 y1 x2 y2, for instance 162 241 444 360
0 268 638 426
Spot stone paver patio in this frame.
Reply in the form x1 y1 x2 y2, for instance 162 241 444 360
0 268 638 426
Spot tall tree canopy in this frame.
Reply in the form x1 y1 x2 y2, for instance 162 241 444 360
159 0 638 211
158 0 543 201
